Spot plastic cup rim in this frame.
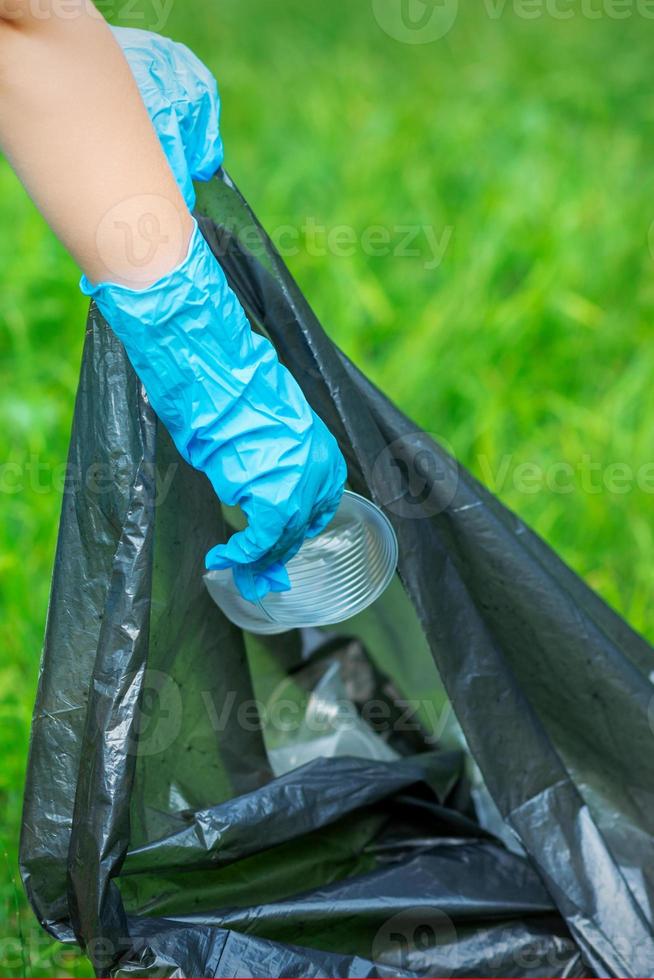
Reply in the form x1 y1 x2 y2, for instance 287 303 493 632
204 490 398 630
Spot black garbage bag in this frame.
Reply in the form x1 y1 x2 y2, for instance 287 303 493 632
19 170 654 979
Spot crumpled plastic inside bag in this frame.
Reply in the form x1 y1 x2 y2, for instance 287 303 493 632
265 661 399 776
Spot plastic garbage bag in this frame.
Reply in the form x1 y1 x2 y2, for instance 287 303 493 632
19 169 654 978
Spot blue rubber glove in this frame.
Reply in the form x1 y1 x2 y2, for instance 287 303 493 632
90 29 346 599
82 223 347 602
113 26 223 210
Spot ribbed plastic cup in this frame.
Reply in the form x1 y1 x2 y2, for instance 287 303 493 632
204 491 398 635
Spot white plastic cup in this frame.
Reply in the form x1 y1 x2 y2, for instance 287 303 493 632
204 491 398 635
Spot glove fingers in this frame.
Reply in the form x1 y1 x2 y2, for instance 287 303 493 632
206 521 293 602
207 486 344 578
304 493 344 540
207 517 297 604
205 521 281 570
206 545 292 604
232 562 291 604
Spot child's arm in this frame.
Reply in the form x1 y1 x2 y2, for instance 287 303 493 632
0 0 193 286
0 5 348 597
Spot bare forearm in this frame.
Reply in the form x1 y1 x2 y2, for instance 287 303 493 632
0 0 193 286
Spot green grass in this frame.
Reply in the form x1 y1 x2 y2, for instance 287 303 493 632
1 0 654 974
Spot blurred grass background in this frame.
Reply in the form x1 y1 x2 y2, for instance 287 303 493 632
1 0 654 974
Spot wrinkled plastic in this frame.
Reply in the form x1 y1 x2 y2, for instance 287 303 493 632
20 170 654 979
81 222 347 601
266 662 400 775
113 26 224 210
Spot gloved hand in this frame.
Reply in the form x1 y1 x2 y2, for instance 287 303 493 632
82 222 347 602
92 28 346 599
112 26 223 210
